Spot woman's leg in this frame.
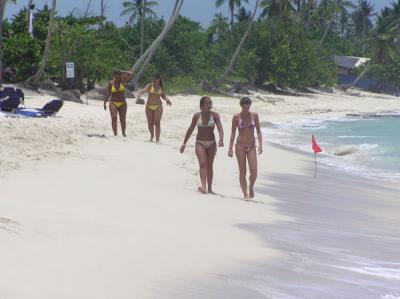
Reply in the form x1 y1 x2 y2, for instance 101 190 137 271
195 143 208 193
247 147 258 198
145 107 155 141
118 104 127 137
206 143 217 193
109 103 118 136
235 144 249 200
154 106 163 143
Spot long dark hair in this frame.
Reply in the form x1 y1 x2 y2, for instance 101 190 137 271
199 96 212 110
153 74 163 89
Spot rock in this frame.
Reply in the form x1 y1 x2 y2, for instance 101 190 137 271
56 90 83 103
86 89 104 101
135 98 145 105
39 80 59 92
200 80 214 92
233 83 256 94
124 89 135 99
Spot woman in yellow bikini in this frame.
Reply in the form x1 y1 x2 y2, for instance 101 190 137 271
180 97 224 194
103 69 134 137
228 97 262 200
137 74 172 142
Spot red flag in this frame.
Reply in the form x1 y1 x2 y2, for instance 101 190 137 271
312 135 322 153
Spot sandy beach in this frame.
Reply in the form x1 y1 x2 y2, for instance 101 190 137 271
1 86 399 298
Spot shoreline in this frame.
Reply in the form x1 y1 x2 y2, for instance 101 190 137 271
1 89 400 298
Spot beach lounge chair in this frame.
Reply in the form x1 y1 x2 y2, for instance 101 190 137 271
14 88 24 104
41 99 63 116
0 95 22 112
1 87 15 98
17 99 64 117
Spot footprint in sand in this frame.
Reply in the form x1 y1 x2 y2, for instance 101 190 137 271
0 218 20 234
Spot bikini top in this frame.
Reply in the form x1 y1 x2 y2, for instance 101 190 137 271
238 113 255 129
197 113 215 128
149 84 163 95
111 82 125 93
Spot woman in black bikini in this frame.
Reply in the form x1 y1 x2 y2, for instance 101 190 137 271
103 69 134 137
180 96 224 194
228 97 262 200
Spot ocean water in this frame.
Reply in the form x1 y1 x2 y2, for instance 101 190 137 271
265 114 400 182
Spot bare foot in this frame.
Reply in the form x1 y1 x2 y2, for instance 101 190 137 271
208 189 216 195
123 133 127 138
243 193 250 201
249 188 254 198
150 136 154 142
198 186 207 194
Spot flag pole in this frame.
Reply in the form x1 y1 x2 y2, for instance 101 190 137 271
314 152 317 177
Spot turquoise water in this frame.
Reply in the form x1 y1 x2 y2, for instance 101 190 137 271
266 115 400 181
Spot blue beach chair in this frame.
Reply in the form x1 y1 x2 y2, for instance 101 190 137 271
0 95 22 112
17 99 64 117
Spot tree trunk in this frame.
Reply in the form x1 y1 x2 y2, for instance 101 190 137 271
25 0 56 88
0 0 5 86
342 62 370 90
27 0 33 34
362 15 366 55
129 0 184 86
230 5 234 30
140 0 145 57
101 0 104 17
319 17 334 46
214 0 260 87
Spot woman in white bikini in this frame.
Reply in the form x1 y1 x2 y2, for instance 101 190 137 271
137 74 172 142
180 96 224 194
103 69 134 137
228 97 262 200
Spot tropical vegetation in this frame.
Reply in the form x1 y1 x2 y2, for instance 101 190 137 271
0 0 398 93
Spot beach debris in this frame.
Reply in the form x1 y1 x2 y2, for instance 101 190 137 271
135 98 145 105
56 90 83 103
305 109 332 114
332 145 358 156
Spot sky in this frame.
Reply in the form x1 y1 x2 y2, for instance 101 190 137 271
4 0 395 28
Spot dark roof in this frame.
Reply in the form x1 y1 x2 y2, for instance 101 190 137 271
333 55 369 69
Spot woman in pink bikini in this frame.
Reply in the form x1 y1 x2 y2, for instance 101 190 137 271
180 96 224 194
228 97 262 200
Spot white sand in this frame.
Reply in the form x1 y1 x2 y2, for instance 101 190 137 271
0 86 399 298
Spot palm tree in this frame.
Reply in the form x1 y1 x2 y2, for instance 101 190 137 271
26 0 56 87
260 0 295 19
129 0 184 85
215 0 249 29
318 0 354 46
352 0 375 55
215 0 260 87
121 0 158 57
0 0 17 85
370 1 400 63
235 6 251 22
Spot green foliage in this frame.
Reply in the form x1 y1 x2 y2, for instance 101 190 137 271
48 17 127 88
235 19 336 88
367 57 400 87
3 33 41 81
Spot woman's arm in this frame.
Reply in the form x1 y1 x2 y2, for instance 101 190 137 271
214 112 224 147
228 115 238 157
254 113 263 155
180 113 199 153
137 83 151 98
161 92 172 106
103 82 111 110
